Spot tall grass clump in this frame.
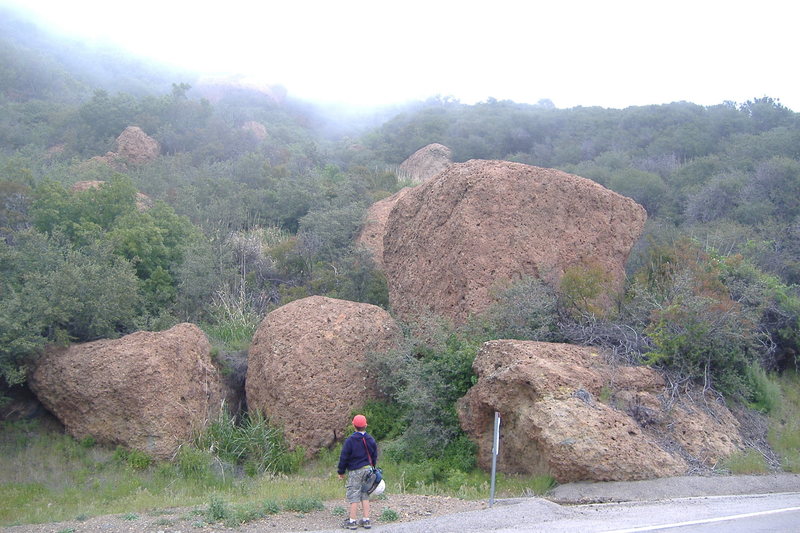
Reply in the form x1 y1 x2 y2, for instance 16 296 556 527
202 289 261 351
194 409 304 476
768 370 800 472
720 449 769 474
746 364 782 414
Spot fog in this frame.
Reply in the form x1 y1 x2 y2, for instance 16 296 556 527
2 0 799 111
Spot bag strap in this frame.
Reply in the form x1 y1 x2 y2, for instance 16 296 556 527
361 436 374 467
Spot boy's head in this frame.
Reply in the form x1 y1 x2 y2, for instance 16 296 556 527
352 414 367 431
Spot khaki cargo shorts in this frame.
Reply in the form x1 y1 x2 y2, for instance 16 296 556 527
345 466 372 503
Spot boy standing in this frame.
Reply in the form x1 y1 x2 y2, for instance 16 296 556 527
337 414 378 529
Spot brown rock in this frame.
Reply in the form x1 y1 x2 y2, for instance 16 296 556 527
115 126 160 165
29 324 225 460
246 296 400 454
669 397 745 464
457 340 688 482
242 121 268 140
398 143 453 184
356 187 414 267
383 160 647 324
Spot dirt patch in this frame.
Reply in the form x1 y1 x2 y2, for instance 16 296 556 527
3 494 487 533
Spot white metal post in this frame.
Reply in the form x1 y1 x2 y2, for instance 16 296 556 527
489 411 500 507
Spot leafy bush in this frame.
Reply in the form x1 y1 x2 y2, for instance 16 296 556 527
281 497 324 513
746 364 782 413
372 326 479 466
636 239 762 397
379 508 399 522
112 447 152 471
356 400 407 441
206 495 230 522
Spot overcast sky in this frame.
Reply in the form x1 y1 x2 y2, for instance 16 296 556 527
4 0 798 110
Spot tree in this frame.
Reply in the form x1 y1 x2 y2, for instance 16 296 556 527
0 231 141 394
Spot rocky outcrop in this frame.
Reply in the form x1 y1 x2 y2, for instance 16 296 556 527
69 180 153 211
356 187 413 267
29 324 225 460
242 121 268 141
383 160 647 323
246 296 400 454
457 340 745 482
84 126 160 170
115 126 160 164
398 143 453 184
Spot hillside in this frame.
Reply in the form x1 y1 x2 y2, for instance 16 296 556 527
1 7 799 524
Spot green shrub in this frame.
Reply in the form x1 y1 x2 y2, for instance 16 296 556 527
356 400 407 441
206 495 230 522
112 447 153 471
282 497 324 513
175 446 215 481
746 364 782 413
379 508 399 522
721 449 769 474
768 371 800 472
260 500 281 515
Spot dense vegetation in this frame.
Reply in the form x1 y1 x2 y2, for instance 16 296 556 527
1 5 799 492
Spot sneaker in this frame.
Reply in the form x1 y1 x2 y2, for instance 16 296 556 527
360 518 371 529
343 518 358 530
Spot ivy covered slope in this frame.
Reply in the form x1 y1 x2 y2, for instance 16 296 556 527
2 3 800 442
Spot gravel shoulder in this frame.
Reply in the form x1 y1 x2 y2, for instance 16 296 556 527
4 474 799 533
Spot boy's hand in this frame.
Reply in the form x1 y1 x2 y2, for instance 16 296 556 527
338 473 345 479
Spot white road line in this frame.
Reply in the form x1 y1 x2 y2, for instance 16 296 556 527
602 506 800 533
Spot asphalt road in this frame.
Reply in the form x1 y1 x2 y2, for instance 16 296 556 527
308 493 800 532
307 474 800 533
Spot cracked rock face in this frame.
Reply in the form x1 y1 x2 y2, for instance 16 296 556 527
382 159 647 324
458 340 744 483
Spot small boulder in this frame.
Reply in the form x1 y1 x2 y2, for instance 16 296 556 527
246 296 400 454
115 126 160 165
29 323 225 459
383 160 647 324
242 121 269 141
398 143 453 184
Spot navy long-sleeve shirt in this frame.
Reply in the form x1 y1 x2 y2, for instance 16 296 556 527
337 431 378 475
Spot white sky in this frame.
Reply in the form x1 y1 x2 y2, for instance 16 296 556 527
3 0 798 110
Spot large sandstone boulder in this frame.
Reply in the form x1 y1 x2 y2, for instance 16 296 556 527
356 187 413 267
246 296 401 454
398 143 453 184
29 324 225 459
383 160 647 324
115 126 160 165
457 340 747 482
